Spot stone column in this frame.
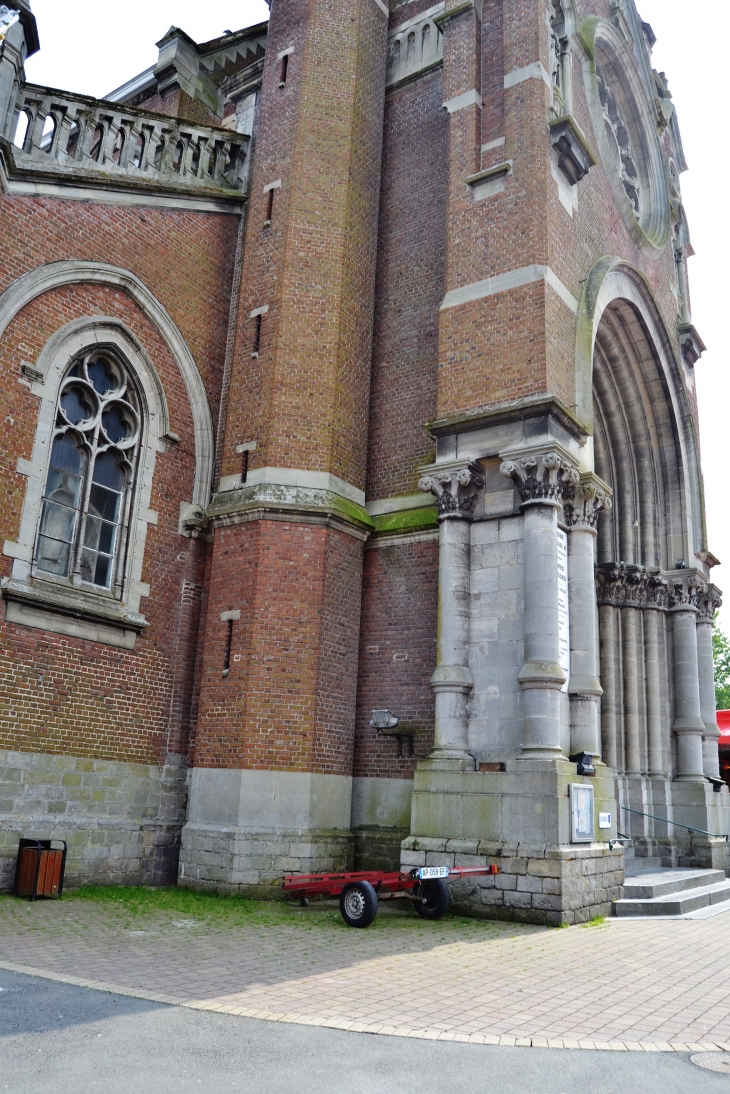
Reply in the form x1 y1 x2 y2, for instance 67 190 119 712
598 603 618 769
419 464 484 770
501 451 579 760
644 574 669 778
697 584 723 779
563 476 611 761
669 575 707 782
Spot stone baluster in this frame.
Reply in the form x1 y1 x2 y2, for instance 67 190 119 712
697 584 722 779
669 575 708 782
500 451 579 759
563 475 612 762
419 464 484 770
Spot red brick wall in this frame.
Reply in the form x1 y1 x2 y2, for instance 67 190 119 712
0 197 239 766
192 520 363 775
366 70 447 501
354 539 438 779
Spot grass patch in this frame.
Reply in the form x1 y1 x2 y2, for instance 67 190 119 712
581 915 607 928
51 886 512 934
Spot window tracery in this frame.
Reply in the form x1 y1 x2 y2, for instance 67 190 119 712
35 350 141 594
595 64 641 217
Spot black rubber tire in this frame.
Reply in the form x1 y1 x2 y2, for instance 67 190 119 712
339 881 378 928
413 879 451 920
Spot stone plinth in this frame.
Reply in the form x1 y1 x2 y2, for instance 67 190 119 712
403 759 621 925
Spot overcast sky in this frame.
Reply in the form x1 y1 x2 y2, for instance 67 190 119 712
23 1 730 612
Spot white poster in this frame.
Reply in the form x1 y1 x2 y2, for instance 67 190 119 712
557 529 570 693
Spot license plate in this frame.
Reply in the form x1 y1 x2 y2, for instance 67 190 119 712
418 866 450 880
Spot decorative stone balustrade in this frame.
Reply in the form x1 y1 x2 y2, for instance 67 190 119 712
7 84 250 194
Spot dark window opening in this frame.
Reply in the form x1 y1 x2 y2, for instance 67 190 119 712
279 54 289 87
222 618 234 676
252 314 262 357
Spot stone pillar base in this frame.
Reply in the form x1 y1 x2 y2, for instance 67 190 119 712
401 836 623 926
404 759 620 925
179 824 354 897
179 767 355 895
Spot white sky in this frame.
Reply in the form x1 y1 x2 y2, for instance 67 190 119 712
23 1 730 608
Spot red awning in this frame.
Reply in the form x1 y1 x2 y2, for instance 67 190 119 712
717 710 730 740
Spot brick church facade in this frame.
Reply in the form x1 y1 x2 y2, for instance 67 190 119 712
0 0 726 924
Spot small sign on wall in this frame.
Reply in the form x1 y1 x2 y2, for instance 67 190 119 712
570 783 594 842
598 812 612 830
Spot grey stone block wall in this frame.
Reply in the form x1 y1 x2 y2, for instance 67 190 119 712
353 825 409 871
401 836 625 926
179 825 354 897
0 749 187 890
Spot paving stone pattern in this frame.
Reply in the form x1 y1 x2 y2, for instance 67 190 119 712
1 896 730 1052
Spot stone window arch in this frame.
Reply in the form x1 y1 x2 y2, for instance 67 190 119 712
35 348 142 594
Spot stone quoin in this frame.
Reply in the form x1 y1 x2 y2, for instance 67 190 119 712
0 0 726 925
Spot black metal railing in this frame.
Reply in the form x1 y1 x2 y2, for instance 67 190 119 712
621 804 729 841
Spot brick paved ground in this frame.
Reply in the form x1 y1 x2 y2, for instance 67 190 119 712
1 893 730 1053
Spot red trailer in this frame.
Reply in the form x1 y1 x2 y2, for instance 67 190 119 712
282 864 499 927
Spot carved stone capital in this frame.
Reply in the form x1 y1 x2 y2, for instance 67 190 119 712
667 573 707 612
563 475 613 530
595 563 669 610
418 463 485 520
697 583 722 623
500 451 579 506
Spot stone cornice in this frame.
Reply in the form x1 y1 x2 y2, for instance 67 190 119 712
206 482 374 540
425 394 589 446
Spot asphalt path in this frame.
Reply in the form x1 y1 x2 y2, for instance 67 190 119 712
0 968 726 1093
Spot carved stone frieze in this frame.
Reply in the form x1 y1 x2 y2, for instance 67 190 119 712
563 476 612 530
500 451 579 505
595 562 668 609
596 563 714 614
418 464 484 520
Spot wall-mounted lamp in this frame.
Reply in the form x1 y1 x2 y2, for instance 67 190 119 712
370 709 422 758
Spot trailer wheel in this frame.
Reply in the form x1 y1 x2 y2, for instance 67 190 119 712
413 879 451 920
339 881 378 928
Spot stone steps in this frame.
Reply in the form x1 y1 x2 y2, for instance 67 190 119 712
614 868 730 918
623 856 663 876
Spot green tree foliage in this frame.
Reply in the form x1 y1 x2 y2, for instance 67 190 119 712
713 618 730 710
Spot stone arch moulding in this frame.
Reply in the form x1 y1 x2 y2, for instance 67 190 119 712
574 255 705 561
6 316 169 618
580 16 671 255
0 261 214 508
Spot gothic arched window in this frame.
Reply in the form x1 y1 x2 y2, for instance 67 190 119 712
35 350 141 592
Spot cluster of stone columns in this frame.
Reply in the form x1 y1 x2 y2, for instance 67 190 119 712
420 451 722 781
596 566 721 781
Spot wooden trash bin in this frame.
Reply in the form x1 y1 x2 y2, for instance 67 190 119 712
13 839 67 900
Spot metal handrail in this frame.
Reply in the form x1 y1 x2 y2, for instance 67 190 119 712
621 804 729 842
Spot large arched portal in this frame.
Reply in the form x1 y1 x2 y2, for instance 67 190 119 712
581 266 728 864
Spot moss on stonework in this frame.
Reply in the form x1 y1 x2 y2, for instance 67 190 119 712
371 506 438 534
